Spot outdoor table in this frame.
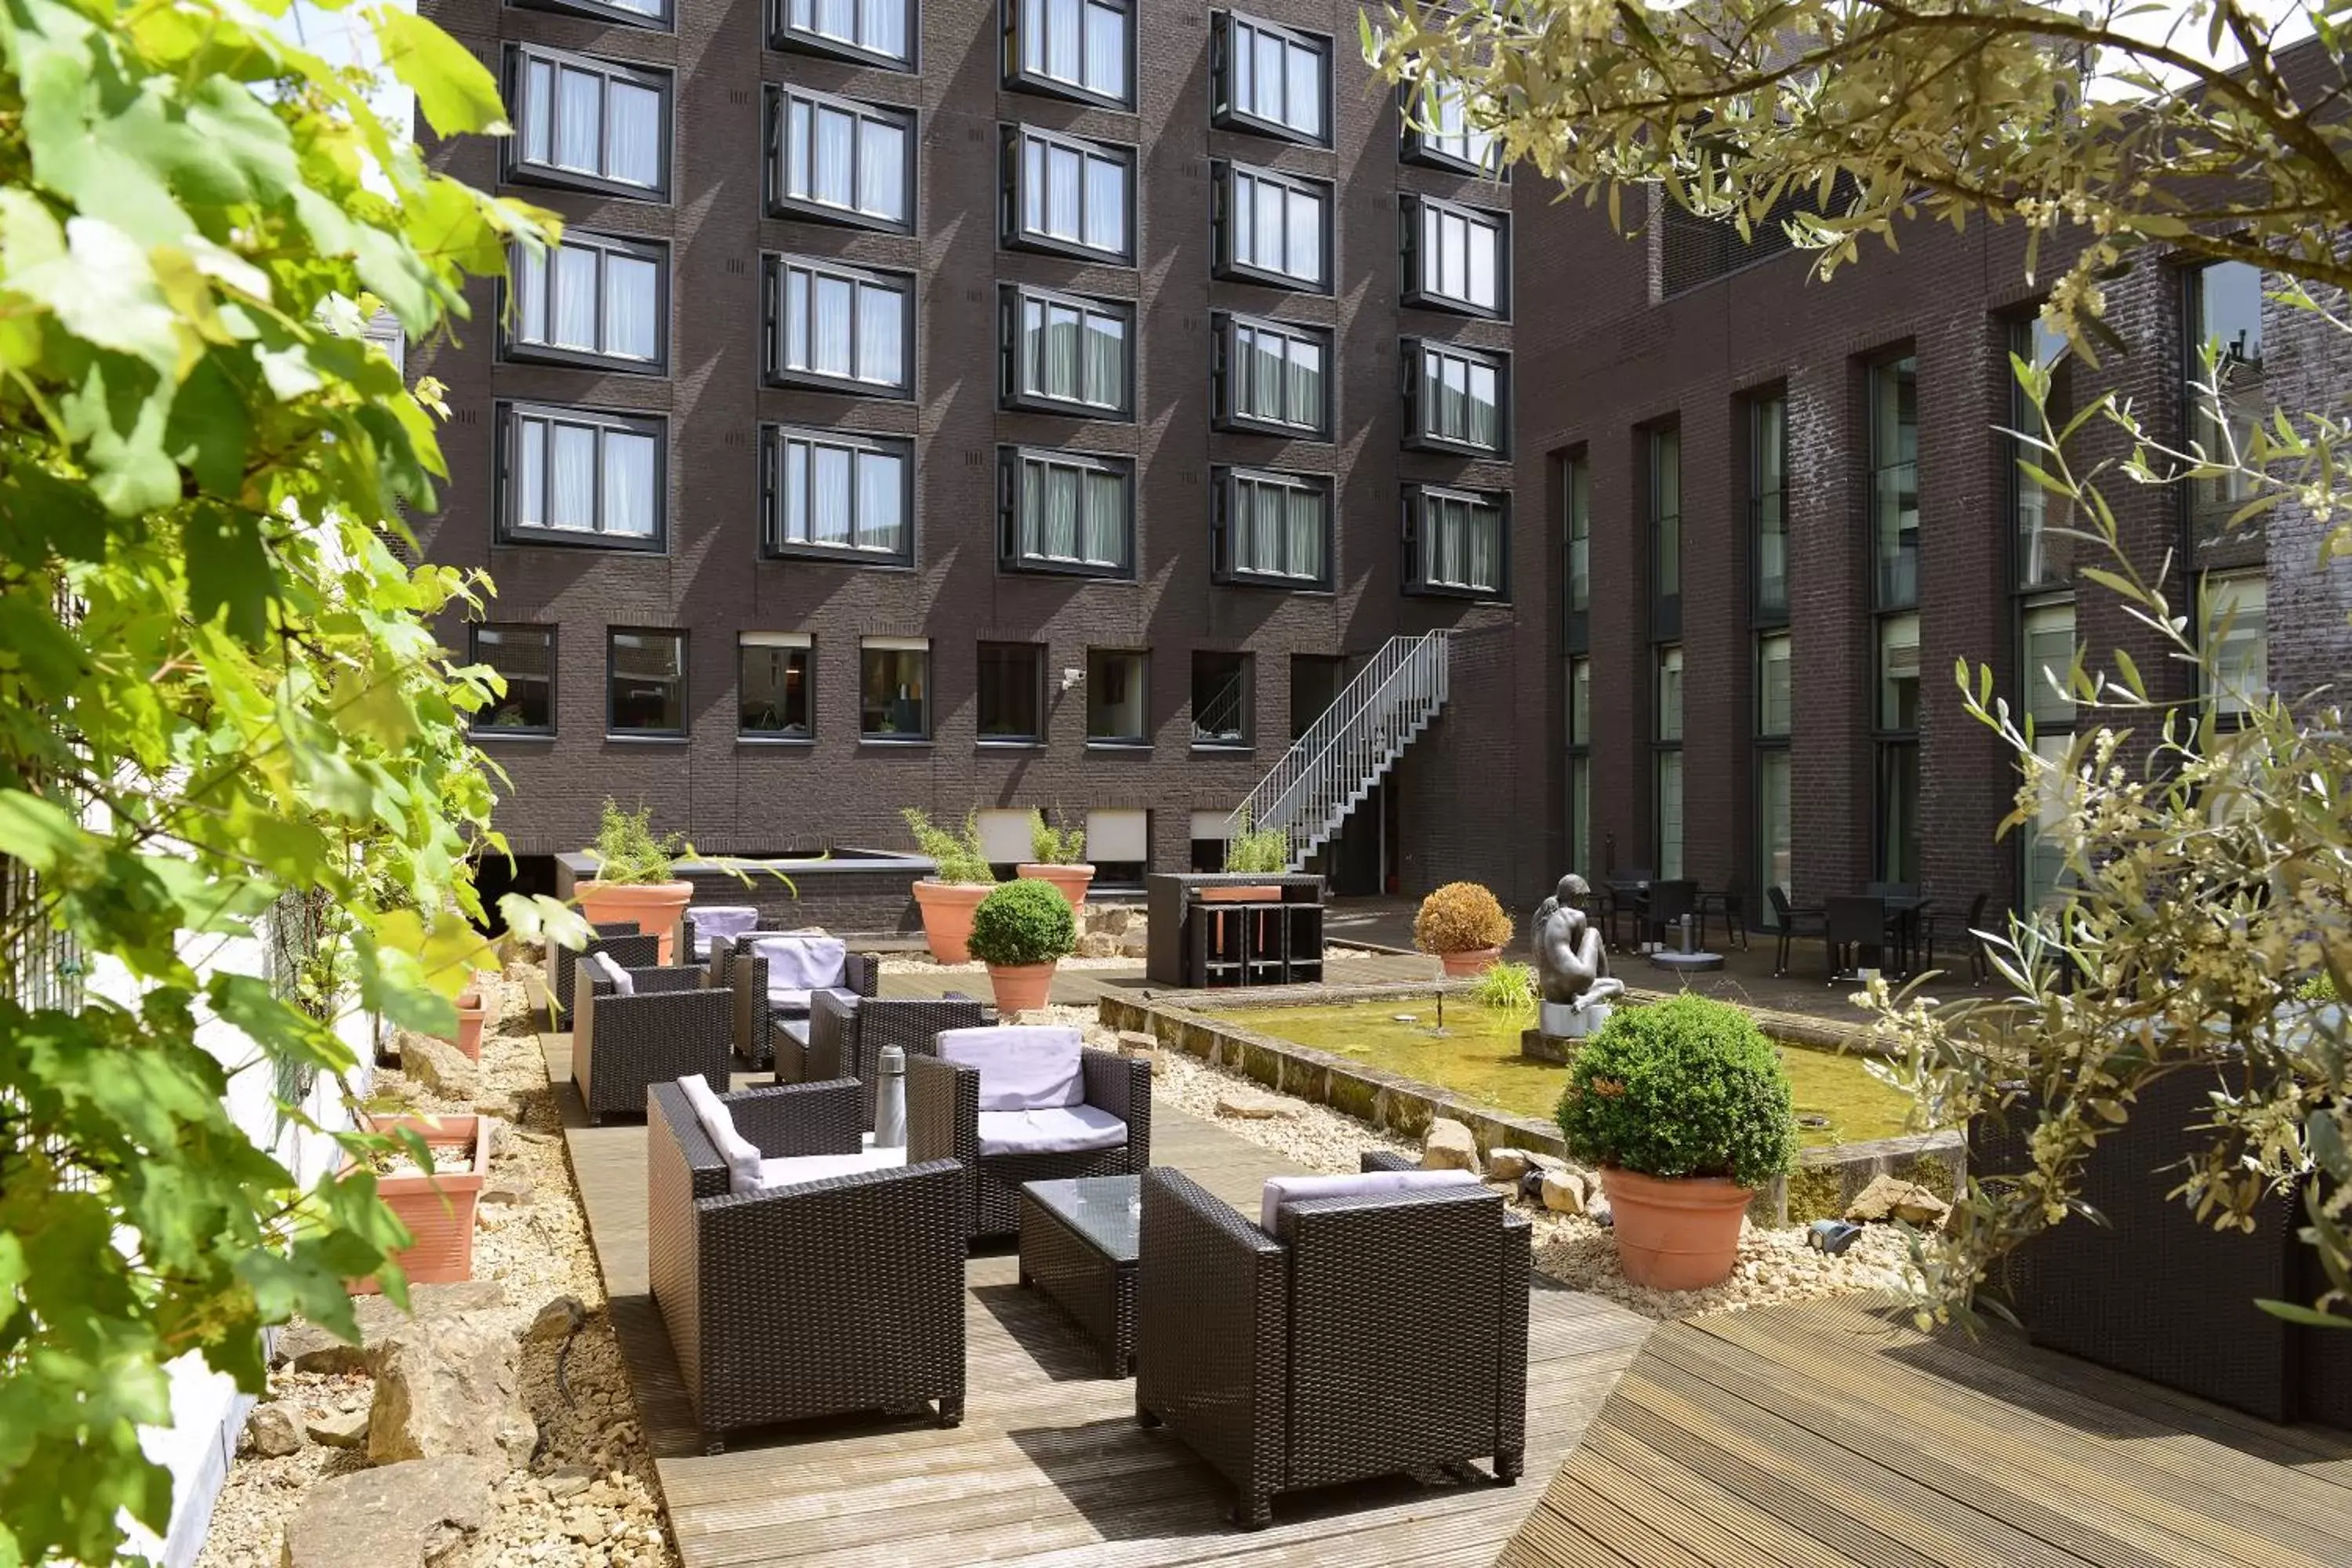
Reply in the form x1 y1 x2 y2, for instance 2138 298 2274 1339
1018 1174 1141 1377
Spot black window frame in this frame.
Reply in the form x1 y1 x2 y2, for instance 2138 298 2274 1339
503 44 673 201
1211 466 1334 591
859 640 933 742
500 230 671 375
1650 423 1682 641
1190 649 1255 749
1399 192 1511 320
1869 350 1919 612
761 253 916 398
764 84 918 235
1398 80 1504 177
738 635 815 742
509 0 672 31
1001 0 1134 110
760 424 916 568
1401 482 1510 601
1210 12 1331 147
1210 312 1330 439
1085 648 1150 746
1401 336 1510 457
997 446 1137 579
1000 124 1137 264
470 622 557 737
495 401 668 553
1560 450 1590 651
2183 260 2267 546
975 641 1048 745
1748 390 1790 624
768 0 917 71
1211 160 1332 293
606 627 688 739
998 283 1134 419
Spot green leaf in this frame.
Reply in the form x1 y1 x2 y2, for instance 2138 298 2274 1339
2254 1298 2352 1329
372 9 513 138
183 503 273 644
0 789 83 871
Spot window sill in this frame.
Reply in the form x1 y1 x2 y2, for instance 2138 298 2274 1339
1085 740 1151 753
471 730 557 742
977 739 1047 750
605 733 689 744
1191 742 1254 756
738 734 815 746
858 737 935 749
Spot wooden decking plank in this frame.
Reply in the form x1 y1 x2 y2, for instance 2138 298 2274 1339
1573 1425 1865 1568
1515 1475 1711 1568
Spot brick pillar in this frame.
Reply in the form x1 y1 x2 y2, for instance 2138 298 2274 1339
1786 358 1870 904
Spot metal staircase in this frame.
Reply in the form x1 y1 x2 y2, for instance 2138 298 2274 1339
1228 631 1450 870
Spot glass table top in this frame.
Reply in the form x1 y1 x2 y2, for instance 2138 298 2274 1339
1024 1174 1141 1261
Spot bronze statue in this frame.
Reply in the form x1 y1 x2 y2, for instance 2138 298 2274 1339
1533 874 1624 1012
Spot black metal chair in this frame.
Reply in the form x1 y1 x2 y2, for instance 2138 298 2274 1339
1767 886 1824 977
1642 879 1698 950
1823 895 1891 983
1697 880 1751 951
1923 891 1994 984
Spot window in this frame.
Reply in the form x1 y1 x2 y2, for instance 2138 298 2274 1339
1213 162 1330 291
1214 467 1331 589
472 625 554 735
1655 645 1683 881
1087 808 1149 887
506 233 666 371
608 630 685 736
2013 318 2073 588
1211 314 1328 437
860 637 930 739
1650 426 1681 630
739 634 811 739
764 256 913 397
761 426 913 566
1000 285 1131 418
1403 484 1508 599
506 46 670 198
2202 570 2269 717
1401 78 1499 174
1003 126 1134 262
2188 262 2267 540
977 642 1045 742
1566 655 1591 875
999 448 1134 577
771 0 913 67
1756 630 1791 910
498 403 664 550
1875 612 1921 885
1403 339 1507 455
1563 455 1590 635
1751 393 1788 620
766 88 914 233
1192 652 1253 746
1006 0 1131 107
514 0 668 27
2016 601 2074 912
1211 13 1328 144
1087 649 1149 743
1871 354 1919 609
1402 194 1508 317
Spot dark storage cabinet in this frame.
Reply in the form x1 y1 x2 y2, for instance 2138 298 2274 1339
1145 873 1325 989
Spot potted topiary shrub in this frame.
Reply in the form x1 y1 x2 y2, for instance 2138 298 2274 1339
1414 881 1515 976
966 877 1076 1013
1555 993 1798 1290
575 799 695 964
1017 808 1094 907
904 808 997 963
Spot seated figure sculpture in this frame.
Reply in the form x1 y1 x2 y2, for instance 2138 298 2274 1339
1533 874 1624 1016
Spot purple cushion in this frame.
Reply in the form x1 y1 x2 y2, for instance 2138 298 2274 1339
935 1025 1085 1110
750 1145 906 1191
583 950 633 996
1258 1169 1482 1235
767 984 858 1013
689 906 760 959
975 1104 1127 1156
750 935 847 991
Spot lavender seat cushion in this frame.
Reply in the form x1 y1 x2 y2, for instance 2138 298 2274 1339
677 1074 761 1194
1258 1169 1482 1236
975 1104 1127 1157
767 984 859 1013
750 935 847 992
688 906 760 960
935 1025 1085 1111
750 1145 906 1192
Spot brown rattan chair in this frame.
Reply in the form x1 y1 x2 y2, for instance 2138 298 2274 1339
726 936 880 1069
646 1078 967 1453
799 990 992 1123
905 1045 1150 1239
573 959 733 1123
1134 1158 1530 1529
549 927 656 1030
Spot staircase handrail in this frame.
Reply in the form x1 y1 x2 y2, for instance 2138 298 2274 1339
1229 630 1449 842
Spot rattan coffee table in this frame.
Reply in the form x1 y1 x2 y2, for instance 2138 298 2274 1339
1018 1174 1140 1377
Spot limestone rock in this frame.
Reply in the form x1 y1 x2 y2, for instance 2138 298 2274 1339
1421 1118 1479 1173
1846 1174 1951 1228
1117 931 1149 959
526 1294 586 1345
1541 1169 1589 1215
542 1465 594 1500
367 1316 537 1471
1091 906 1131 937
1216 1088 1302 1120
402 1032 478 1102
1487 1147 1556 1183
481 1171 532 1209
272 1280 507 1374
306 1409 371 1449
241 1403 303 1458
1075 931 1120 958
280 1457 493 1568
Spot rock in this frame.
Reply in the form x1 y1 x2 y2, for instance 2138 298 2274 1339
242 1403 304 1458
1215 1088 1301 1120
1421 1118 1479 1173
1075 931 1120 958
1115 1029 1157 1055
1091 906 1130 936
402 1033 478 1102
563 1512 608 1545
1846 1174 1952 1228
1523 1151 1569 1174
368 1316 537 1471
526 1294 586 1345
1117 931 1149 960
542 1465 594 1500
1541 1170 1589 1215
273 1280 507 1373
306 1409 371 1449
280 1457 494 1568
1487 1147 1554 1183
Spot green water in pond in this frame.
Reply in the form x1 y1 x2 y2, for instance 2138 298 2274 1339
1208 999 1918 1148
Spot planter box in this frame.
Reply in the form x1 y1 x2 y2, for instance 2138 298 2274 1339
352 1113 494 1294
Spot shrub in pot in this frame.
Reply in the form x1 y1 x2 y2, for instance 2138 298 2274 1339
575 799 694 964
1555 994 1798 1290
903 808 996 962
1414 881 1515 976
966 877 1076 1013
1017 808 1094 907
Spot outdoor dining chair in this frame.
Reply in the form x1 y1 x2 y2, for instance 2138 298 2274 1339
1823 895 1893 982
1768 886 1825 977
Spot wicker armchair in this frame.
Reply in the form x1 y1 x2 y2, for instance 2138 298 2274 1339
906 1044 1150 1238
726 938 880 1069
798 990 992 1120
646 1078 967 1453
548 927 657 1031
1134 1161 1529 1529
574 960 733 1123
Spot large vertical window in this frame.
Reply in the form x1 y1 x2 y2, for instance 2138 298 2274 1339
2201 569 2269 718
999 448 1134 577
977 643 1046 742
472 625 556 735
1213 163 1330 291
764 256 914 396
860 637 930 739
506 232 666 371
760 426 913 566
1087 650 1149 744
1403 485 1508 599
1756 630 1791 909
1000 285 1131 418
1403 339 1507 455
1562 453 1590 653
1211 314 1329 437
608 630 686 736
1650 426 1682 628
1402 194 1508 317
1192 652 1254 746
2012 318 2073 589
1751 393 1788 620
1401 78 1499 174
1211 13 1329 145
498 404 664 550
766 87 914 232
1655 645 1684 881
1006 0 1131 107
1871 354 1919 609
770 0 913 67
1003 126 1134 262
1213 468 1331 590
1566 655 1592 876
739 634 812 739
1875 612 1922 886
506 46 670 198
2017 601 2075 909
2188 262 2267 540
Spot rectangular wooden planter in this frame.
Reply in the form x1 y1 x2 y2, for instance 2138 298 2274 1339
351 1112 494 1294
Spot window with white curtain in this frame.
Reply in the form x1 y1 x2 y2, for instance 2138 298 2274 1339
766 87 915 232
761 426 913 565
1212 13 1328 145
764 255 913 396
1003 126 1133 261
1212 314 1328 437
1006 0 1131 107
1403 339 1506 454
499 403 665 549
999 448 1134 577
1000 285 1131 417
771 0 913 67
1402 78 1501 174
1403 194 1508 316
1403 484 1507 598
507 46 670 198
1214 162 1328 290
1214 467 1330 590
514 0 671 31
506 232 666 371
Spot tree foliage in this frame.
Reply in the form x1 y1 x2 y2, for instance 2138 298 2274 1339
0 0 569 1559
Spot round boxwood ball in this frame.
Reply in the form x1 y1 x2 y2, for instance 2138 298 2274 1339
967 877 1077 967
1555 993 1798 1192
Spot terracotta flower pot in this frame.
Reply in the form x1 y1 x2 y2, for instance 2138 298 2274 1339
911 880 992 964
1599 1167 1755 1290
1439 946 1504 977
575 878 694 964
352 1113 495 1293
1017 862 1096 907
444 988 487 1062
985 960 1058 1013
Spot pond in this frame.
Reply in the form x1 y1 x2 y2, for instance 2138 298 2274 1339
1205 997 1918 1148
